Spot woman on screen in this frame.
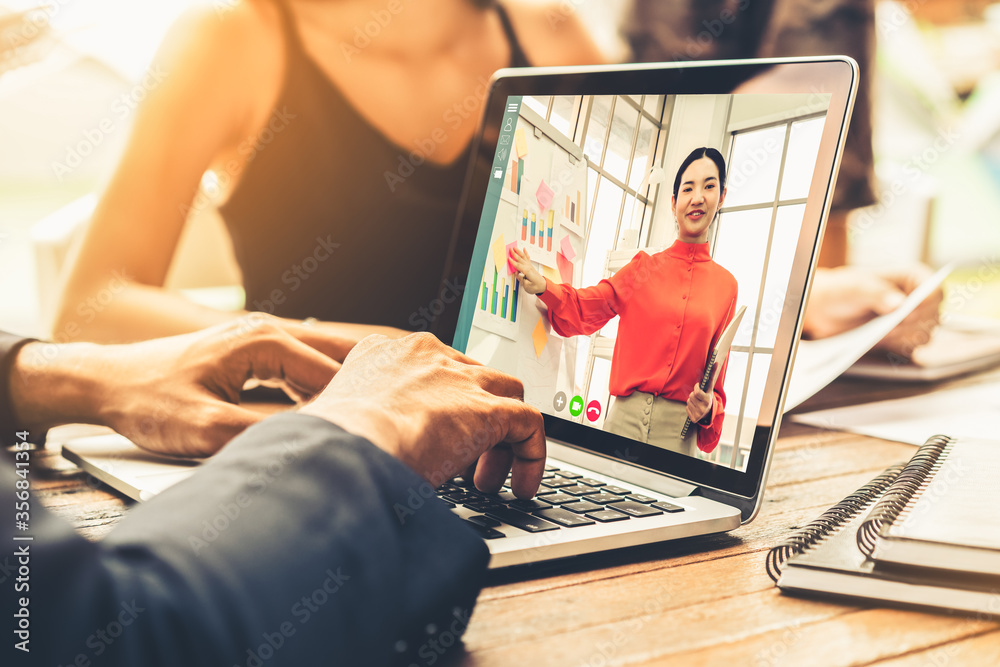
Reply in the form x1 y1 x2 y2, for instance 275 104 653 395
510 147 737 455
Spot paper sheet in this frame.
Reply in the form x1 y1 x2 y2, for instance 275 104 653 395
784 264 953 411
556 251 574 285
542 264 560 285
791 381 1000 446
559 235 576 261
549 151 586 237
491 234 507 275
515 128 528 159
532 317 548 357
517 176 557 268
536 180 554 212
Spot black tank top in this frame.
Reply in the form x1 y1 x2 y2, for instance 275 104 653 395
218 2 532 329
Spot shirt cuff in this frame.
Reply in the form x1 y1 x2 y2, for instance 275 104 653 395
536 281 565 309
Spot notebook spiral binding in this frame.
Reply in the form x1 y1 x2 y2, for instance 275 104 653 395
679 351 717 438
765 464 904 582
856 435 956 557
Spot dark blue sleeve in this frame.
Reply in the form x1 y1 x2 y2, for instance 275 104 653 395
0 332 36 449
2 413 488 666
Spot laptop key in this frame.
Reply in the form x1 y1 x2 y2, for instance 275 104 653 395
606 501 663 517
576 478 606 487
587 509 630 523
561 500 603 514
651 501 686 513
562 485 600 496
463 501 488 511
539 492 576 505
485 507 560 533
461 519 505 539
464 501 505 513
544 465 560 472
534 487 557 496
625 494 657 504
466 514 502 528
474 493 516 508
601 485 632 496
535 508 596 527
541 479 577 488
442 492 478 504
555 471 582 479
586 492 624 505
510 498 552 511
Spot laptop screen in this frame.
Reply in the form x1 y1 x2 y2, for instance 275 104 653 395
446 60 855 504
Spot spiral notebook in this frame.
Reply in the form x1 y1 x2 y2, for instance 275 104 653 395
766 435 1000 616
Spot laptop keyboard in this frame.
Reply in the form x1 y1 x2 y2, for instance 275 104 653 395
439 464 686 539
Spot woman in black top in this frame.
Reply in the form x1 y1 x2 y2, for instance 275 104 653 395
57 0 603 346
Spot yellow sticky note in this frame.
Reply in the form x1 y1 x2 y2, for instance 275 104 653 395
532 317 548 357
491 234 507 275
515 127 528 159
541 265 560 285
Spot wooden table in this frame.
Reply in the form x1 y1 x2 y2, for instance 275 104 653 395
33 370 1000 666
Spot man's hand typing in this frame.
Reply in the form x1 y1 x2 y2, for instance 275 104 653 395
299 333 546 499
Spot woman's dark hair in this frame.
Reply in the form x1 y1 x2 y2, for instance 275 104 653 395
672 147 726 199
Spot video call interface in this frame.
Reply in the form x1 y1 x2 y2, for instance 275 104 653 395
460 91 832 472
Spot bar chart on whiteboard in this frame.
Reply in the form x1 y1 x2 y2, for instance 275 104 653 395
469 103 588 358
474 232 521 341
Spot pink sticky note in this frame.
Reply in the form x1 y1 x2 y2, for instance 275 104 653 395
505 241 518 275
556 251 573 285
559 235 576 261
536 180 554 212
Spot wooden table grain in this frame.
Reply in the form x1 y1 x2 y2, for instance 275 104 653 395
33 371 1000 666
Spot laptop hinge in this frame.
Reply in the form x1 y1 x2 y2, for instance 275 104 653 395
548 441 698 498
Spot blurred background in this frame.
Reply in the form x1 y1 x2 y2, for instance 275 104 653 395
2 0 1000 338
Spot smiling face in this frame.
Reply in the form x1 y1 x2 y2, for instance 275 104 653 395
671 157 727 243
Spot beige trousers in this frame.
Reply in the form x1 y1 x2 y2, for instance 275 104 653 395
604 391 698 457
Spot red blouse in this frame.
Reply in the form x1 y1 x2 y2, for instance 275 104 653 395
537 240 738 452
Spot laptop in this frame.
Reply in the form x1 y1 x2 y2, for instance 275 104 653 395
63 56 858 569
434 56 858 567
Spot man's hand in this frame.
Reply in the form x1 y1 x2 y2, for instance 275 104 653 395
9 315 343 457
299 333 546 498
280 317 411 359
802 265 942 357
686 384 713 424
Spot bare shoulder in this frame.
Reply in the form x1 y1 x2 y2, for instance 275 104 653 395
152 0 285 138
157 1 281 72
501 1 606 66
